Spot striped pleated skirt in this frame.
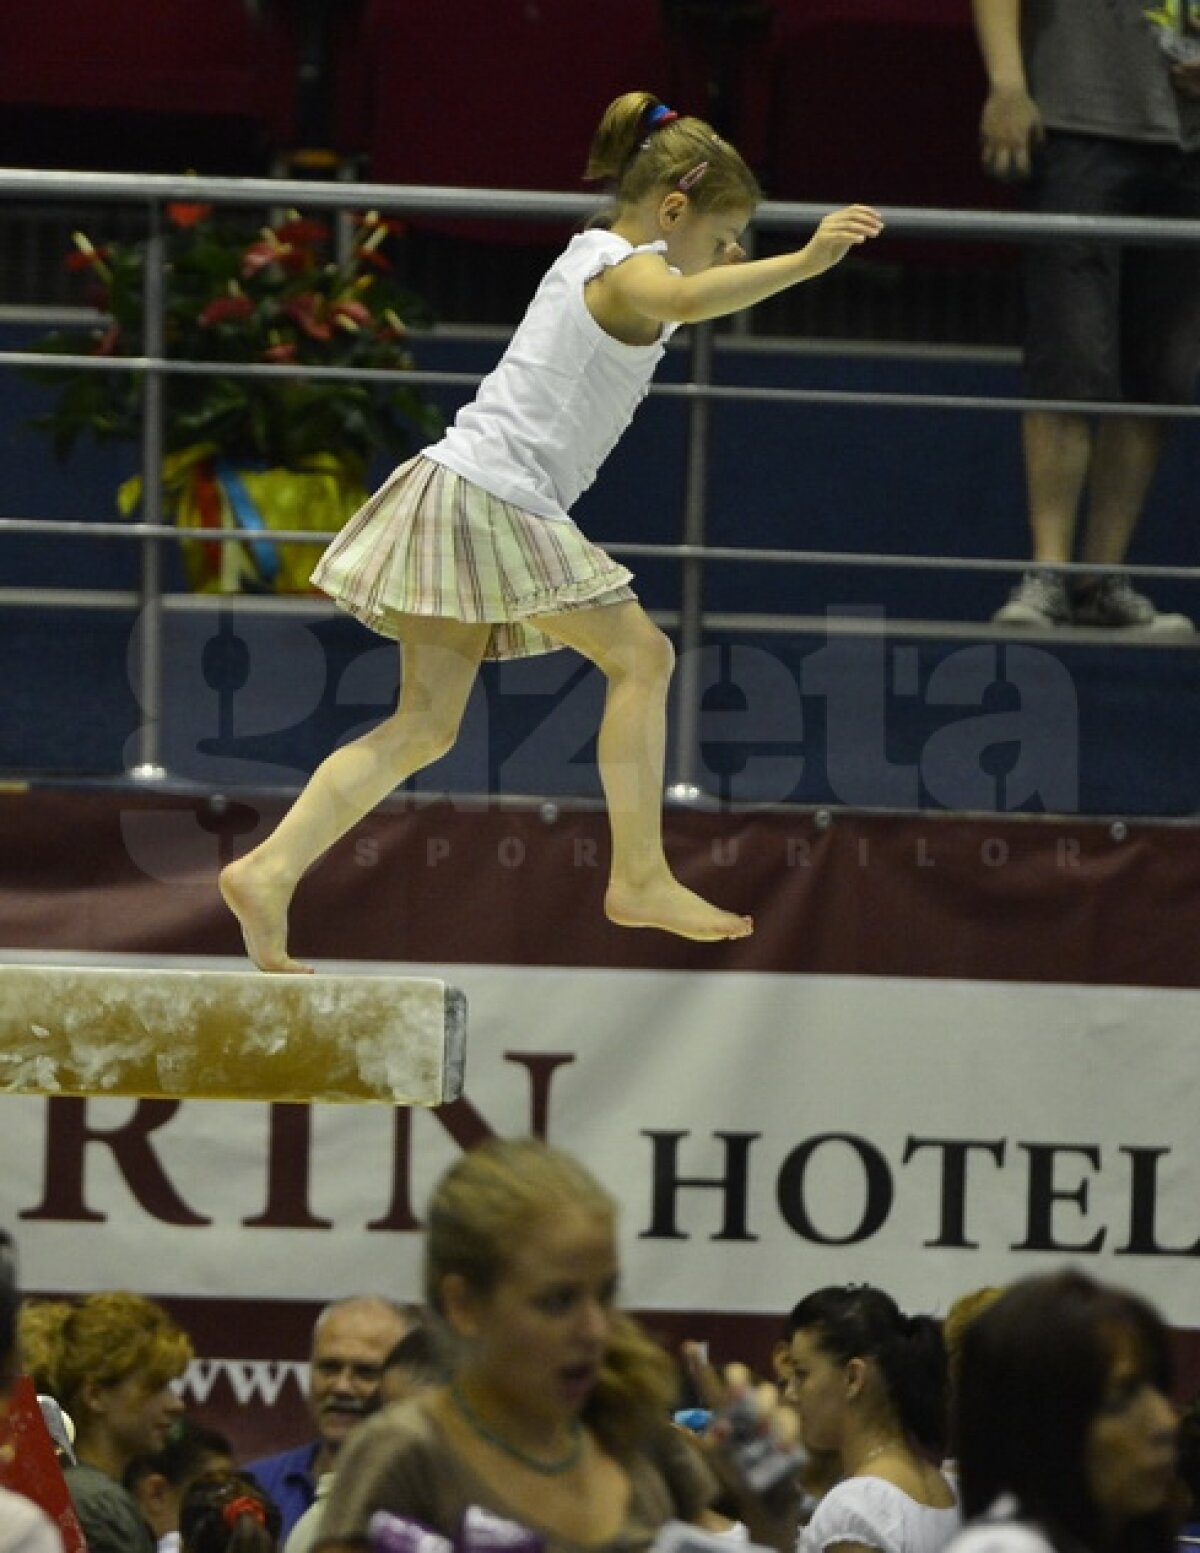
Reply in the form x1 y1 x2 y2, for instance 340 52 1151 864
309 454 636 660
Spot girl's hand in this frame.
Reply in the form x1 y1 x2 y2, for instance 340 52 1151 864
799 205 884 276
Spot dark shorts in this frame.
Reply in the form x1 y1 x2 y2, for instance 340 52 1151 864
1023 130 1200 404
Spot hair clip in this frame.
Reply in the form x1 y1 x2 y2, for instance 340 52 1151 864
678 161 709 192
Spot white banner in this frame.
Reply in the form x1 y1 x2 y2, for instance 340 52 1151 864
2 949 1197 1325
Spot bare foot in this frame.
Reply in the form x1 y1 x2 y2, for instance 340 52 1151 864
605 878 753 941
218 857 313 974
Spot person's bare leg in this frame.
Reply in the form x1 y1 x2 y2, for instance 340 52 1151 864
220 617 490 972
533 601 753 941
1079 413 1167 567
1022 409 1092 563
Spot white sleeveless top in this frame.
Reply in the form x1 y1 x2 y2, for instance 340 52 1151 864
424 229 680 522
799 1476 961 1553
940 1516 1053 1553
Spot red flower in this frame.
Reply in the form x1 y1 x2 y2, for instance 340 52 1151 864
275 217 329 246
66 244 112 273
167 201 213 228
284 293 333 341
331 299 371 330
277 244 313 274
242 240 289 279
242 237 313 278
354 246 394 272
263 341 298 363
198 294 255 327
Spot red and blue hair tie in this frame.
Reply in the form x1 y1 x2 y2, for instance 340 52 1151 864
643 104 679 131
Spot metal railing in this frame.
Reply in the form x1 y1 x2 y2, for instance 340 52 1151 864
2 167 1200 790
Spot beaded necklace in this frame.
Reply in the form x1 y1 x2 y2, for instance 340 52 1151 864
450 1384 585 1476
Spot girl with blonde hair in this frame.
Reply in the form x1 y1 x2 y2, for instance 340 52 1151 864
220 90 882 971
316 1137 720 1553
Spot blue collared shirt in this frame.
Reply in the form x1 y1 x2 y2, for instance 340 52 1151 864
243 1440 320 1539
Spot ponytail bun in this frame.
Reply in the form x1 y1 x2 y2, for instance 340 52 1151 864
584 92 664 183
584 90 761 214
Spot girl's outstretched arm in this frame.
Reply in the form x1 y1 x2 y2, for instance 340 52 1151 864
608 205 883 326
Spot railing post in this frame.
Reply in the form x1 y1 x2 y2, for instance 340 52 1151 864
128 202 168 781
666 320 715 802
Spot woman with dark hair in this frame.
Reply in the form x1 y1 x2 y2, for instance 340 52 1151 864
946 1270 1177 1553
125 1419 235 1552
179 1470 279 1553
782 1286 959 1553
1175 1395 1200 1541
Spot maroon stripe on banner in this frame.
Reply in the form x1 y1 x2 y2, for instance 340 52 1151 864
2 790 1199 986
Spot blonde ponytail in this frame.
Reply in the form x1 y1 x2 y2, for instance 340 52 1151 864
585 1310 679 1459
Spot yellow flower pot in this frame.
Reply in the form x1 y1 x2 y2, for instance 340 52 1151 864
120 445 367 594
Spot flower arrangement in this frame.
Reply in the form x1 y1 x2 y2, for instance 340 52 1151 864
27 202 443 591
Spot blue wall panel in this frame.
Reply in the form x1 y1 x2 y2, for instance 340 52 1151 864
3 326 1197 814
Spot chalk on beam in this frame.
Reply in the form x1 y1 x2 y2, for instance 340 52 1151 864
0 965 466 1106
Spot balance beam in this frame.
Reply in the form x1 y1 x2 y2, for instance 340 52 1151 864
0 965 466 1105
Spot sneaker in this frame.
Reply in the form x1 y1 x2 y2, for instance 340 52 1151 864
993 569 1072 627
1072 575 1195 637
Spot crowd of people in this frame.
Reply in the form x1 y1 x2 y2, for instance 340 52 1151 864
2 1139 1199 1553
